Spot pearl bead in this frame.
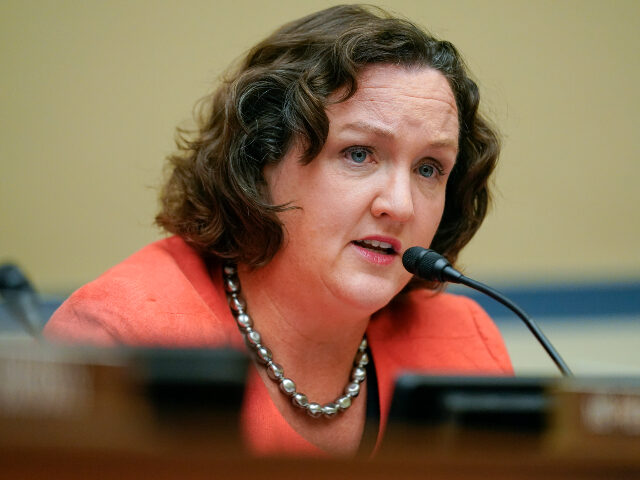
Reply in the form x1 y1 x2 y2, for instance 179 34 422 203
224 276 240 293
245 329 261 347
358 338 368 352
355 351 369 367
352 366 366 383
345 382 360 397
235 313 252 330
292 393 309 408
307 403 322 418
266 361 284 380
229 294 246 313
336 395 352 410
255 345 272 364
279 378 296 396
223 265 237 275
322 403 338 418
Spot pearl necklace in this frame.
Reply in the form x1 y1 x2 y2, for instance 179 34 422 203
223 263 368 419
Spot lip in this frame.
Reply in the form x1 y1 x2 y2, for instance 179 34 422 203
351 235 402 266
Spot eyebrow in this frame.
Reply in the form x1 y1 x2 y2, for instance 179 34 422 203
340 121 458 151
341 121 395 138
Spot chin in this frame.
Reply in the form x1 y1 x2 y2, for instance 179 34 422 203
333 275 406 314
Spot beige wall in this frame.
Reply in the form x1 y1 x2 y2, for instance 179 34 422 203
2 0 639 293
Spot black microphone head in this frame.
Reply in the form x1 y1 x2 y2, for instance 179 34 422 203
402 247 427 275
0 263 33 292
402 247 452 282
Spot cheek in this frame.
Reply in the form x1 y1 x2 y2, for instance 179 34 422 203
415 192 446 240
275 189 343 243
295 171 364 224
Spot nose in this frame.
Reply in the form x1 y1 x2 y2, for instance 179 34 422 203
370 169 414 222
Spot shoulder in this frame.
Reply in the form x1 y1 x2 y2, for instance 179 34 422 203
44 237 237 347
369 290 513 374
412 290 502 340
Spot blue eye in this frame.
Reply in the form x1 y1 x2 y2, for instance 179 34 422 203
349 148 368 163
418 164 435 178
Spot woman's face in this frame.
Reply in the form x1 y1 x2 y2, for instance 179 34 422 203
264 64 459 313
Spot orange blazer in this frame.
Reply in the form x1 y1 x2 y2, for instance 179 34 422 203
45 236 513 456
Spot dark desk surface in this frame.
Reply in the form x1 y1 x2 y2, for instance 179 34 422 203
1 344 638 480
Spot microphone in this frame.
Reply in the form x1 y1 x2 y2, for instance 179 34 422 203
0 263 45 339
402 247 572 377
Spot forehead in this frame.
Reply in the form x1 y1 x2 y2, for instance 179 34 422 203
346 64 457 110
326 64 459 149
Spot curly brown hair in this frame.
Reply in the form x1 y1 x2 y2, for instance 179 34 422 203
156 4 500 287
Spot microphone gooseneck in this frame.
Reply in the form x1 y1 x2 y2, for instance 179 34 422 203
402 247 573 377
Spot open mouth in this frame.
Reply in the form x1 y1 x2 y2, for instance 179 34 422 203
352 239 397 255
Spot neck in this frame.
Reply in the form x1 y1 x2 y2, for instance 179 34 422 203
237 261 371 403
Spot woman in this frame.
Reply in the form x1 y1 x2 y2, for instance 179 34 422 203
45 5 512 456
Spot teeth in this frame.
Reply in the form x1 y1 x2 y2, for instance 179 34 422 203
362 239 393 250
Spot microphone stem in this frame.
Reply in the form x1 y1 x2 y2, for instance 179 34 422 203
458 275 573 377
